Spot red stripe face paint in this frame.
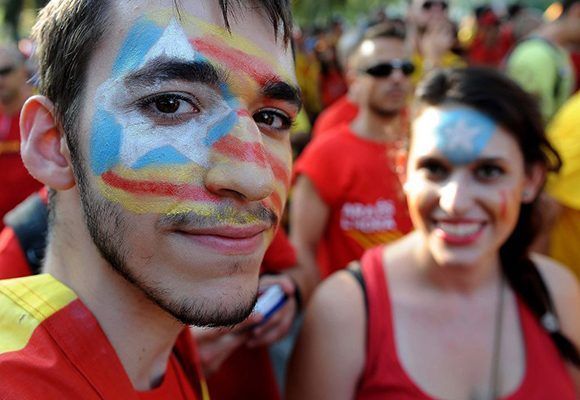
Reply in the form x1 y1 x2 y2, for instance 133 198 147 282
499 190 510 220
89 11 297 220
190 37 280 86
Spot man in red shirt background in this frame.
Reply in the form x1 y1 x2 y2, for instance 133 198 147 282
0 43 42 229
291 22 414 284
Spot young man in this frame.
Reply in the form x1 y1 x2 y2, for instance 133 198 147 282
0 44 43 228
0 0 299 398
291 23 413 284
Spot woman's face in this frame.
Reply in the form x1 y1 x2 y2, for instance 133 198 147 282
404 105 541 269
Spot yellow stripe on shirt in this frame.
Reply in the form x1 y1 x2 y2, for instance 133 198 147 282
0 274 77 354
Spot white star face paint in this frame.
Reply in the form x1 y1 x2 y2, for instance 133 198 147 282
87 10 297 216
413 106 497 165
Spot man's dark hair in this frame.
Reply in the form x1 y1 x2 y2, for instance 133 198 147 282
363 20 406 41
32 0 292 149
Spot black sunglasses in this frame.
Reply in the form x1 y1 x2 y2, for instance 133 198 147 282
422 1 448 10
363 60 415 78
0 66 15 77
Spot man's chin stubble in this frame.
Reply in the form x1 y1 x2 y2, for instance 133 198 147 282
78 175 258 327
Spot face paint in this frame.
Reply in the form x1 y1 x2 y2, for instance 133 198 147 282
432 108 496 165
89 11 295 218
499 190 508 220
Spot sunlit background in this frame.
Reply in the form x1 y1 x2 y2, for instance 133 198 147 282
0 0 561 42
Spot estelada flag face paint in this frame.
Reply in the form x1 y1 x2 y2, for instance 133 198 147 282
88 9 297 218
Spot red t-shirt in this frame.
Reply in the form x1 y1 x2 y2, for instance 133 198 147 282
0 111 43 229
311 95 358 139
356 247 576 399
0 274 206 400
294 125 412 278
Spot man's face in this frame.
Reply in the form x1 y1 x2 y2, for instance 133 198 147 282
75 1 298 326
410 0 448 30
353 37 412 117
0 49 27 106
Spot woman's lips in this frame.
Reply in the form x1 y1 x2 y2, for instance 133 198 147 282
433 220 486 245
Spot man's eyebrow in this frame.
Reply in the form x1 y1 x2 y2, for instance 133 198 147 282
262 80 303 111
124 57 227 88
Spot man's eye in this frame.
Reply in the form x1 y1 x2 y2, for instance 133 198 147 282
475 164 504 180
137 93 199 125
253 109 292 131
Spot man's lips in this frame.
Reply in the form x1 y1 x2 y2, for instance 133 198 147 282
173 224 270 255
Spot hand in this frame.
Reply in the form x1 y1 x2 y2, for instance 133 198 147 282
191 314 261 376
420 19 454 66
247 273 298 348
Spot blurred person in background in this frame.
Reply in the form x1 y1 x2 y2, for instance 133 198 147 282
288 67 580 400
315 21 349 110
0 43 42 229
506 0 580 123
310 25 363 139
291 22 414 291
294 27 323 122
406 0 465 82
468 7 514 67
536 92 580 281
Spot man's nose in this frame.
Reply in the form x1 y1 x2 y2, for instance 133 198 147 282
204 114 275 202
438 176 471 215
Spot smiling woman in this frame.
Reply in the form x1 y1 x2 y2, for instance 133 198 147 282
287 67 580 400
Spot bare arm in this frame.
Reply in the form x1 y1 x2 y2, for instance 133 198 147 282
286 271 366 400
289 175 330 303
533 253 580 393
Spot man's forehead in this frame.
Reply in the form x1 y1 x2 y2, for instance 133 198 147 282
105 2 295 80
357 37 404 65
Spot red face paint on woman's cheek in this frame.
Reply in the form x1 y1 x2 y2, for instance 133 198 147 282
499 190 508 219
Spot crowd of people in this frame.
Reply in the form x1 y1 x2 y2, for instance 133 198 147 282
0 0 579 399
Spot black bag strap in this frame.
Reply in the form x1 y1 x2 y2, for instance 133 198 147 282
3 193 48 275
345 261 369 316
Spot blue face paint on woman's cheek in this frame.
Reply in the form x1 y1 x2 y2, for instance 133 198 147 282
434 108 497 164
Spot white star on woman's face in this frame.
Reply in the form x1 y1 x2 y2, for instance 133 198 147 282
439 118 482 154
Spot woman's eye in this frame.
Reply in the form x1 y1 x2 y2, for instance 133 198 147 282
137 93 199 125
253 109 292 131
420 160 449 180
475 164 504 180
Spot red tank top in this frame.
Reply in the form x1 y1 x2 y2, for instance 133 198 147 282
356 247 576 400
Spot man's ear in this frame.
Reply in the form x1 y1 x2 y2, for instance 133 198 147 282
20 95 75 190
522 162 546 204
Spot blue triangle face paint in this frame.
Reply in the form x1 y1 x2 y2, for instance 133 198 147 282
434 108 497 165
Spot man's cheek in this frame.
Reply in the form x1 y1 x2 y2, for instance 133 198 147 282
266 149 292 216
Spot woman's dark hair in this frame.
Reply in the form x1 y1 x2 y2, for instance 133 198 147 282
415 67 579 366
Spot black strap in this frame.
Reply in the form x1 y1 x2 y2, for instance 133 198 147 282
3 193 48 275
345 261 369 316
